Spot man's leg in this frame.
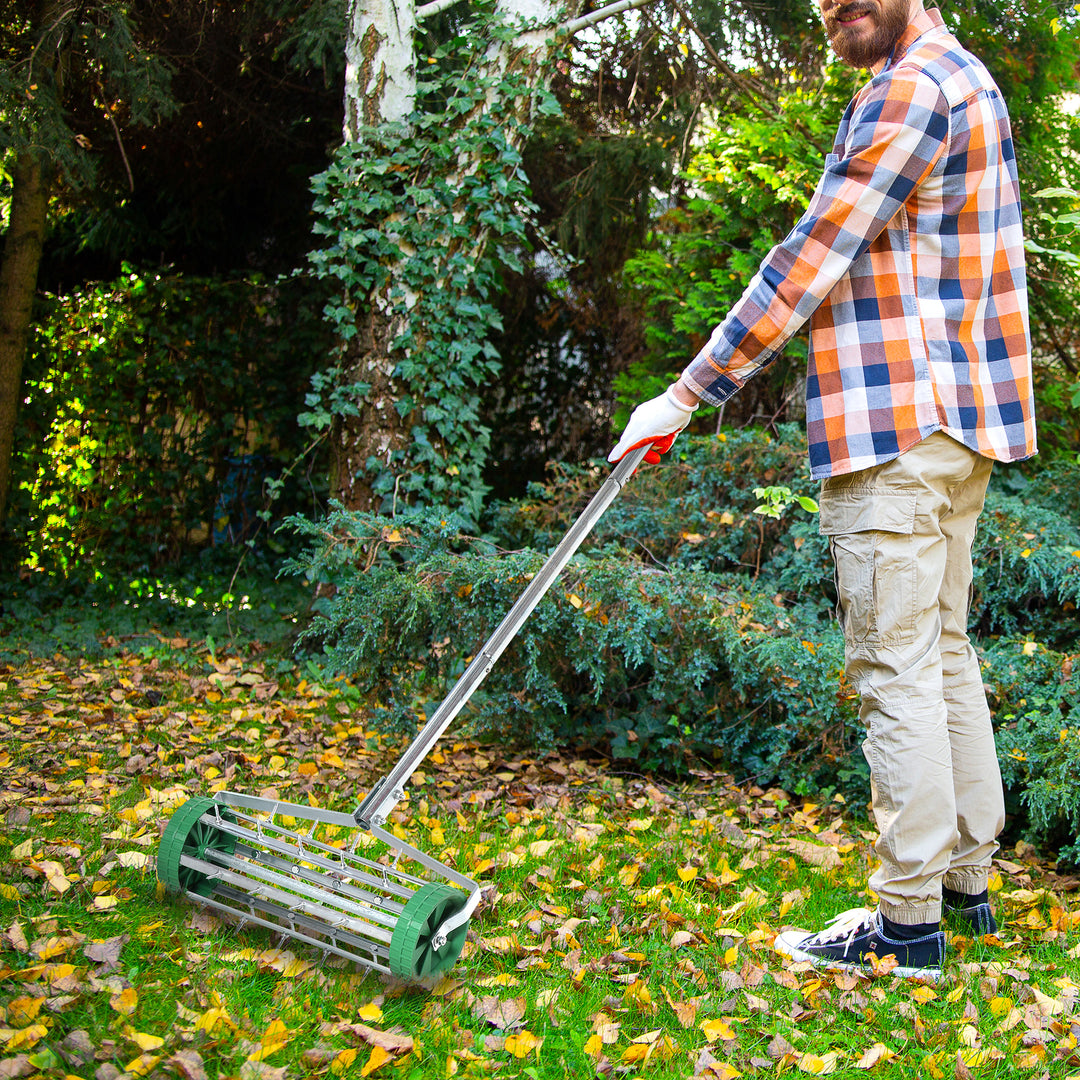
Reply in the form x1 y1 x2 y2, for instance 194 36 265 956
774 434 998 976
937 452 1003 928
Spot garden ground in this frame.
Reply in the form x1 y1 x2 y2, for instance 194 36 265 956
1 642 1078 1079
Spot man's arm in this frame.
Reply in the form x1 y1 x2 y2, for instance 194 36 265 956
682 67 950 406
609 66 951 462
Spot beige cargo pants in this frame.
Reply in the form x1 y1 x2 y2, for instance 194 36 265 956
819 431 1005 927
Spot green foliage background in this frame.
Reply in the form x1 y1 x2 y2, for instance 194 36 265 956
10 268 331 576
286 431 1080 867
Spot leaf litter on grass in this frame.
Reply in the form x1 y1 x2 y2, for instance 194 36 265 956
1 647 1079 1079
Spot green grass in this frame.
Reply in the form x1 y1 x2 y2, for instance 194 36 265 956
1 652 1078 1079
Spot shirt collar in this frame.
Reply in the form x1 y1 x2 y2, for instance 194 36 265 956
885 6 947 70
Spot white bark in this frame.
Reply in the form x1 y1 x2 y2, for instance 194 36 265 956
344 0 417 135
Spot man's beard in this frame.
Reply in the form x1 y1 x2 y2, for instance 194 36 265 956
824 1 911 68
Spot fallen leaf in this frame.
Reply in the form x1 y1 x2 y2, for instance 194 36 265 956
168 1050 209 1080
110 986 138 1017
359 1045 390 1076
797 1051 839 1074
503 1030 541 1058
5 997 44 1028
855 1043 896 1068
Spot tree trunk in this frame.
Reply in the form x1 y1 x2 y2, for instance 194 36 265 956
0 150 50 525
330 0 573 514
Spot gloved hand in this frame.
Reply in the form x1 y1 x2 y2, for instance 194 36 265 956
608 384 700 464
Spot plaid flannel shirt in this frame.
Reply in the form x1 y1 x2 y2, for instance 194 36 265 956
682 7 1036 479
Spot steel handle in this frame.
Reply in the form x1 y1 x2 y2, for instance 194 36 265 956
354 443 651 827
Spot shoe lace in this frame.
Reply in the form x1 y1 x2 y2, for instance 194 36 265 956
812 907 877 949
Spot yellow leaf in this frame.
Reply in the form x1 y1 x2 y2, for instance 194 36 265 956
0 883 21 901
583 1034 605 1059
124 1053 162 1076
11 839 34 859
701 1018 737 1043
529 839 557 858
504 1031 541 1058
620 1043 652 1064
798 1051 839 1074
6 997 44 1027
297 762 318 777
194 1006 232 1033
356 1003 383 1022
131 1032 165 1052
360 1045 391 1076
988 996 1012 1017
568 594 583 608
3 1023 47 1051
259 1017 288 1052
707 1066 743 1080
110 987 139 1016
33 859 71 895
855 1043 896 1069
117 851 151 869
331 1048 358 1075
623 979 652 1010
957 1047 992 1068
910 985 937 1004
677 866 698 883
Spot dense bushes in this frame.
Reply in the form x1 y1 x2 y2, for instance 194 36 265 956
9 268 331 577
288 428 1080 862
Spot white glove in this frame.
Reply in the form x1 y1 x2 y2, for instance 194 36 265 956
608 384 699 464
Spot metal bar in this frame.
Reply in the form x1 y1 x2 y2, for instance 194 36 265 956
196 888 393 973
231 843 409 927
355 444 650 828
184 855 398 945
203 809 429 895
214 791 359 829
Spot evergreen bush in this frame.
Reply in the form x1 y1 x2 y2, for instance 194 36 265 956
287 432 1080 863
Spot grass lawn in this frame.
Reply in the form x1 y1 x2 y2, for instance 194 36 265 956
1 646 1078 1080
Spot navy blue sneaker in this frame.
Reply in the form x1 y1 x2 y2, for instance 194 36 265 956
774 907 944 982
944 898 998 937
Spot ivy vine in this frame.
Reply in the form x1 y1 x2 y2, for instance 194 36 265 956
304 12 563 525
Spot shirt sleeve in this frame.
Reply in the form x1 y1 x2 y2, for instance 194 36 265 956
681 66 951 406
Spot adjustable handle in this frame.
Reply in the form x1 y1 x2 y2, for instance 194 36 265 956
354 443 651 828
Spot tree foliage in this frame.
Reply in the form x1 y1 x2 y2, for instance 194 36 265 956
11 268 330 576
619 2 1080 441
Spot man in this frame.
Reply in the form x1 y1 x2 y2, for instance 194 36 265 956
609 0 1036 981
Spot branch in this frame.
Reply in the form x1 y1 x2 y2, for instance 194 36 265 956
668 0 779 118
561 0 657 37
416 0 465 21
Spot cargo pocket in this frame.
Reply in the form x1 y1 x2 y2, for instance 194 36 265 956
819 489 918 651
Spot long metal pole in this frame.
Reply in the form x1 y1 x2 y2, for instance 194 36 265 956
354 445 650 827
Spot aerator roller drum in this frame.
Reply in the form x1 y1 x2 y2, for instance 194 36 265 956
157 445 651 980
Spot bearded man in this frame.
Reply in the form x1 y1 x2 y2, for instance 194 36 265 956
609 0 1035 981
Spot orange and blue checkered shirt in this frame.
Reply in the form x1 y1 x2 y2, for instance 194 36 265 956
682 7 1036 479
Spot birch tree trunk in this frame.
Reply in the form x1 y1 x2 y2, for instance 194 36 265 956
329 0 577 515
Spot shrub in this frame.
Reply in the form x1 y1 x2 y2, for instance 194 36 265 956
286 432 1080 863
285 501 857 793
984 638 1080 867
11 267 331 577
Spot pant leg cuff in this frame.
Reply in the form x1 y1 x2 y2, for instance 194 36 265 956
943 871 989 896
